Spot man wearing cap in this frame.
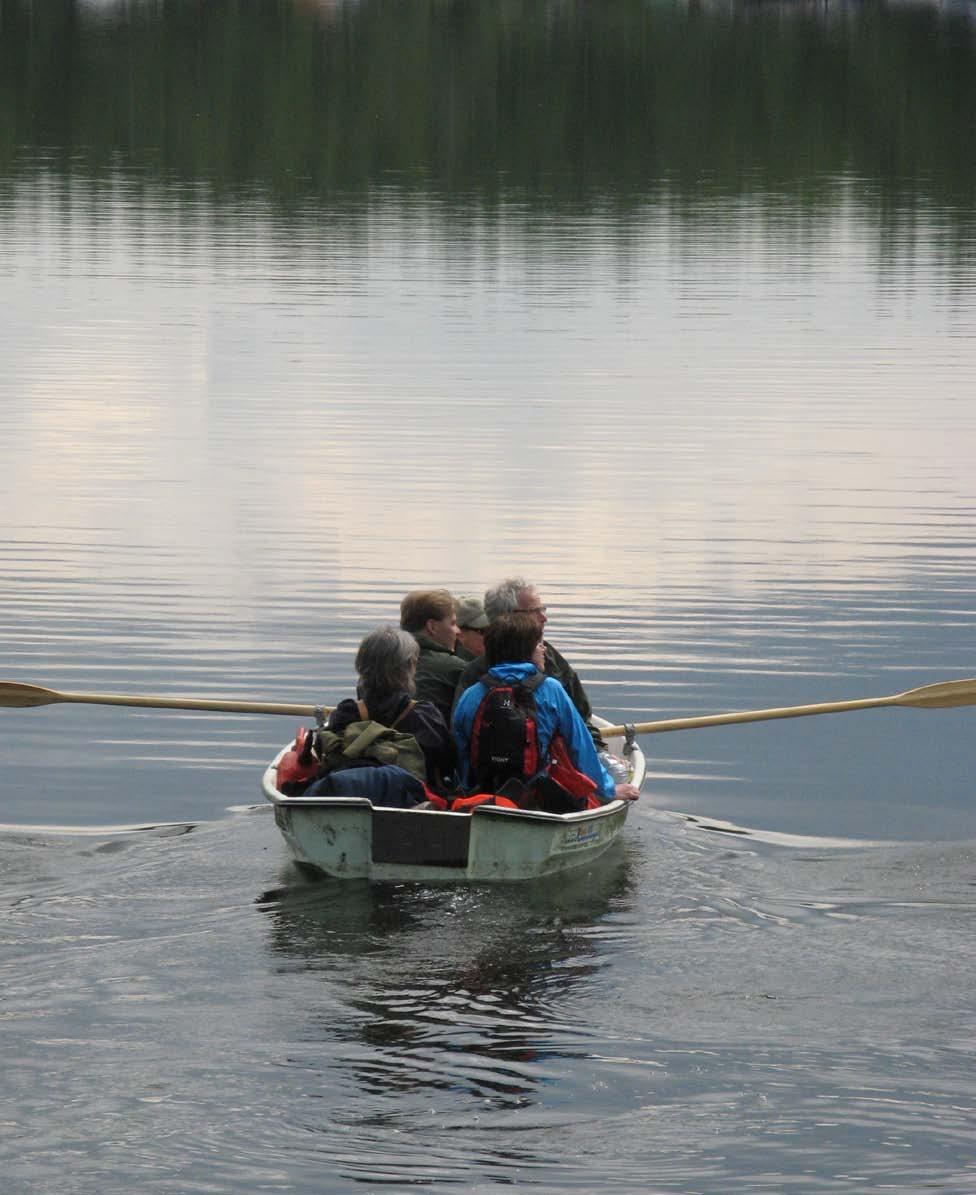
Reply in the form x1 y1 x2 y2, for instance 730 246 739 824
454 595 489 662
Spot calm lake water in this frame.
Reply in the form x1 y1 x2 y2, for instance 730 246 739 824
2 2 976 1191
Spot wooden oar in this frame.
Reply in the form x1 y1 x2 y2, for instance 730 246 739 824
600 677 976 738
0 680 327 718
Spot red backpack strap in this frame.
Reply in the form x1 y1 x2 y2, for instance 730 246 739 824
547 734 602 809
421 786 450 811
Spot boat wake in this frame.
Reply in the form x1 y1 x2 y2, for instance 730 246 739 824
663 810 889 850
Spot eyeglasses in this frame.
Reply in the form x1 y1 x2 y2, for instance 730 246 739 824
521 605 547 615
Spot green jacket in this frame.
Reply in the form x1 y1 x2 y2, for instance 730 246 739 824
412 631 467 725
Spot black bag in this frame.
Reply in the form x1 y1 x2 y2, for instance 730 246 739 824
469 671 545 793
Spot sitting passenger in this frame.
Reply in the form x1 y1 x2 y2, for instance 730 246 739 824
307 625 454 806
454 576 606 750
454 594 489 662
452 612 640 807
399 588 466 725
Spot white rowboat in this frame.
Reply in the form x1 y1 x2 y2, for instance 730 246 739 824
261 717 645 882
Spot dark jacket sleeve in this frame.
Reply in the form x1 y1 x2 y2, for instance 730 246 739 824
453 655 488 712
402 701 457 792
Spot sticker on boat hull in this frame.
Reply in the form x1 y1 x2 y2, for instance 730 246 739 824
559 823 603 851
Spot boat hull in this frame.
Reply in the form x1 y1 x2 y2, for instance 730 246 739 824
262 718 643 882
270 794 631 882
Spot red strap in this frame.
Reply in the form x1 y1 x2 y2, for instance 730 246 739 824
449 793 519 812
548 735 602 809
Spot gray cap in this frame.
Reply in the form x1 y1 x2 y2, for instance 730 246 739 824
455 595 489 630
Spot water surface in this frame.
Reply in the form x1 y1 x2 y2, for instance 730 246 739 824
2 2 976 1191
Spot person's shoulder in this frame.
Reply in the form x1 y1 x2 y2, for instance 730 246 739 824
543 640 575 671
452 677 486 718
537 674 577 716
409 699 449 730
417 641 466 672
458 654 487 687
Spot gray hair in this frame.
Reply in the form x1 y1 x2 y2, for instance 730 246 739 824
355 625 420 697
483 576 532 621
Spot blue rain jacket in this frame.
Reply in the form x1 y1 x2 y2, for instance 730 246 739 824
452 662 615 799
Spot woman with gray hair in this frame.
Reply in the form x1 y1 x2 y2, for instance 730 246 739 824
354 625 420 698
319 625 454 798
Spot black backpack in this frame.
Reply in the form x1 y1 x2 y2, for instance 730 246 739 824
469 671 546 794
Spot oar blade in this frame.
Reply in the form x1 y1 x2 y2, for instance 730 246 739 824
0 681 61 708
896 677 976 709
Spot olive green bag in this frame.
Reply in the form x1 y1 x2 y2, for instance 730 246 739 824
312 719 427 783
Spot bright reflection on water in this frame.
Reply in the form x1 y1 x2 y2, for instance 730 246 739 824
2 4 976 1190
2 170 974 839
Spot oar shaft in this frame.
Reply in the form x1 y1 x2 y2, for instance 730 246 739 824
57 692 322 716
600 676 976 738
600 694 896 738
0 680 324 717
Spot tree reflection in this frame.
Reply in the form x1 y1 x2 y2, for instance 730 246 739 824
1 0 974 219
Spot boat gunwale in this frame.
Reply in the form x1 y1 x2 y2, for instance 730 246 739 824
260 714 644 828
267 786 630 825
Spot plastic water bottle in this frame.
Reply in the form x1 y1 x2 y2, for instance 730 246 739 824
598 751 631 784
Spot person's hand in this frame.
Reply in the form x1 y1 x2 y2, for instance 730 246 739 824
614 783 640 801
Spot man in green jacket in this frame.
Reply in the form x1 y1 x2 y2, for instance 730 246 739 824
400 589 466 726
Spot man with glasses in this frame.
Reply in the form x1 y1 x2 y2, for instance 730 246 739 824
453 576 605 748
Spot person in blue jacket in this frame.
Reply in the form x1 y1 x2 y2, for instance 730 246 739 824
452 612 640 804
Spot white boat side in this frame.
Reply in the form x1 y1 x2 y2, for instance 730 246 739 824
261 718 645 883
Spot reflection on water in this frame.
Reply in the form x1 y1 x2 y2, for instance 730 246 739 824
1 796 975 1191
259 853 634 1109
2 6 976 1186
3 0 975 208
2 160 974 838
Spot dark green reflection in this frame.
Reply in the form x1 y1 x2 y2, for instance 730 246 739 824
2 0 975 213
